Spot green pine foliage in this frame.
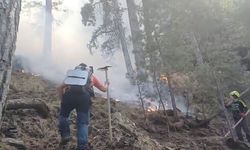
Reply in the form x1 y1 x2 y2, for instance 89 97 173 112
81 0 250 116
140 0 250 115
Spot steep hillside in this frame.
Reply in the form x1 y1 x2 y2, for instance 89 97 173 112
0 71 241 150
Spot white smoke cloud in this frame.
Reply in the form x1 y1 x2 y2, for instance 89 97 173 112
15 0 138 101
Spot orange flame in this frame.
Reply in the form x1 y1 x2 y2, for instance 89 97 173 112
160 74 168 82
147 106 158 112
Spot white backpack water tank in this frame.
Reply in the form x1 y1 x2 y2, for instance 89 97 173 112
63 69 89 86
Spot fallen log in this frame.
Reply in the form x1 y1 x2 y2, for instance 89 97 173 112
6 98 50 118
186 113 218 128
2 138 26 150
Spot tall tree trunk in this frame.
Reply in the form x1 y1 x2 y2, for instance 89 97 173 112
191 31 204 65
152 70 166 112
113 0 135 83
201 99 206 120
142 0 153 50
166 75 178 119
43 0 52 55
0 0 22 122
184 91 190 117
126 0 144 70
136 81 147 120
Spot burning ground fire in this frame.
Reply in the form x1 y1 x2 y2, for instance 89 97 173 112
100 95 159 113
147 105 158 112
160 74 168 82
145 99 160 112
143 75 168 113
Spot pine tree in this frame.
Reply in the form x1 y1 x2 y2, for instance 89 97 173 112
81 0 135 82
0 0 22 121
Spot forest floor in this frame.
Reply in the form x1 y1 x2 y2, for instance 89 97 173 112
0 71 246 150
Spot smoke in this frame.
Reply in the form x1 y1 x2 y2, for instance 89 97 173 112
15 0 138 101
15 0 188 112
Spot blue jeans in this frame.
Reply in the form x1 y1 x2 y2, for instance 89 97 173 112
58 90 91 148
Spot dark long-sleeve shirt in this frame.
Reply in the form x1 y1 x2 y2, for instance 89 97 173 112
227 99 248 119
